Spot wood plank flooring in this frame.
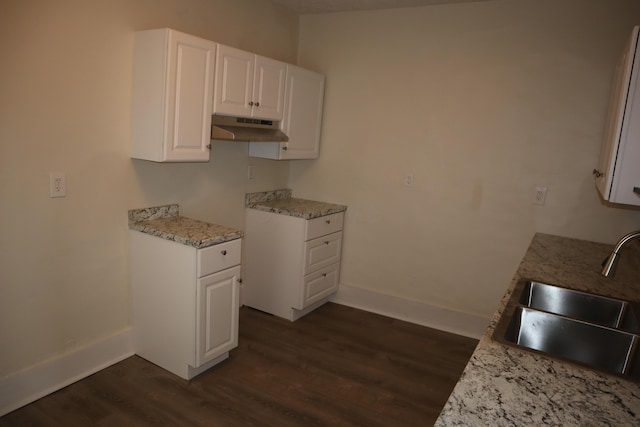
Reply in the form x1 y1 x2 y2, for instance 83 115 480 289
0 303 478 426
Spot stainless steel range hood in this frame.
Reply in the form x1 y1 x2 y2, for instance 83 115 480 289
211 115 289 142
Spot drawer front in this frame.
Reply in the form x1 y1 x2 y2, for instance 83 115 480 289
198 239 242 278
305 212 344 241
304 231 342 275
300 263 340 308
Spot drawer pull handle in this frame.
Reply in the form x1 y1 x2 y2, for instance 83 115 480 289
322 273 327 277
324 241 330 245
221 250 227 256
238 278 243 284
326 220 331 224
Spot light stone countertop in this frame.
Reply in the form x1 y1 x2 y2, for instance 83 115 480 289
245 189 347 219
435 233 640 427
128 204 243 249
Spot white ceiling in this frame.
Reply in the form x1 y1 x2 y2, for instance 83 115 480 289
269 0 492 14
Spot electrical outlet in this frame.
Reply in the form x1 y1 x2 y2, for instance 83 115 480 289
49 172 66 198
404 174 415 187
533 186 547 205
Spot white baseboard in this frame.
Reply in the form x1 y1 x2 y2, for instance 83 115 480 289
331 284 488 339
0 328 134 417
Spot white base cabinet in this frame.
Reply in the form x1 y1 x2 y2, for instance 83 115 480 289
130 231 241 379
244 210 343 321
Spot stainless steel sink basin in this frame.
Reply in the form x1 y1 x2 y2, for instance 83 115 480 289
520 281 640 333
505 307 639 378
493 280 640 381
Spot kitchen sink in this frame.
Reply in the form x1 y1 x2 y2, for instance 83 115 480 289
505 307 639 377
519 281 640 333
493 280 640 381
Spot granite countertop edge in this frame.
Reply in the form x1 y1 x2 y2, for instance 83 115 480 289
245 189 347 219
128 204 243 249
435 232 640 426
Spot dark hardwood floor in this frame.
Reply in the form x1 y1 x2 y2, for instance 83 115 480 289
0 303 478 426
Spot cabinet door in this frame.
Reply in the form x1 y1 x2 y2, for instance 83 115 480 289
195 266 240 367
596 26 640 205
213 45 254 118
252 56 286 120
167 32 216 161
249 65 325 160
280 65 325 159
609 71 640 205
132 29 216 162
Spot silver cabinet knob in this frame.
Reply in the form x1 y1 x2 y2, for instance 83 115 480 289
248 101 254 106
282 146 288 151
255 102 260 107
325 220 331 224
221 250 227 255
324 241 330 245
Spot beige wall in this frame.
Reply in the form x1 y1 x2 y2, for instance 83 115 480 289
292 0 640 318
0 0 296 378
4 0 640 381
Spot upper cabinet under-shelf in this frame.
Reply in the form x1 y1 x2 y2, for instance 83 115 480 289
131 28 325 163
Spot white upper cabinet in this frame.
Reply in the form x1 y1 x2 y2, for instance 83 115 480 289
130 29 325 162
595 26 640 206
249 65 326 160
213 44 286 121
131 29 216 162
281 65 326 159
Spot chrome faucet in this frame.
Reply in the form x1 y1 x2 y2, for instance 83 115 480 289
602 230 640 277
